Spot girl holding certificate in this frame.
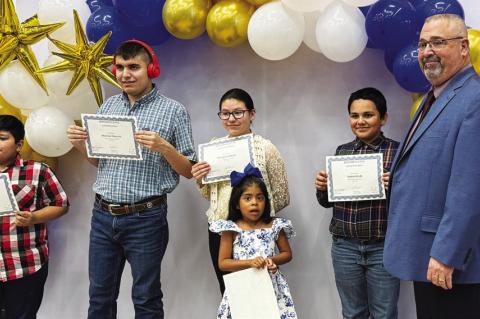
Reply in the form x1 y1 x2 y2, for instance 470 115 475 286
209 165 296 318
191 88 290 294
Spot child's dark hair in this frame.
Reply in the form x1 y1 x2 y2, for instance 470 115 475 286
219 88 254 111
228 175 272 223
347 87 387 119
0 115 24 143
114 41 152 64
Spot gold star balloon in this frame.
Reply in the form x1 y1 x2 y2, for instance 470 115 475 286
38 10 121 106
0 0 64 93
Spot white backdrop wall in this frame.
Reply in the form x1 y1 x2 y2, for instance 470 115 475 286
14 1 480 318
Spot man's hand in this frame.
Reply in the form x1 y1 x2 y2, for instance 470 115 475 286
135 130 168 153
315 171 328 192
427 257 454 290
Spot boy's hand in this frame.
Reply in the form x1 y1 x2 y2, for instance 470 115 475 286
382 172 390 190
250 256 266 269
315 170 328 191
14 211 36 227
191 161 211 186
66 125 87 147
266 258 278 273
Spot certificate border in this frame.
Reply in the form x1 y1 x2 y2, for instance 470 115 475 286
0 174 19 216
327 153 385 201
199 134 254 183
81 114 143 160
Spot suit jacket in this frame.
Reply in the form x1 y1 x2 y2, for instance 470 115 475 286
384 67 480 283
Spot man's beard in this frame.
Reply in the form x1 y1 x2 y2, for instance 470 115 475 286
422 56 443 80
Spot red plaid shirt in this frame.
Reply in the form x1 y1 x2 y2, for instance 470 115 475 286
0 156 68 281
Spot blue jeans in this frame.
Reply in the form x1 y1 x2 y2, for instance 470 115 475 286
331 237 400 319
88 202 169 319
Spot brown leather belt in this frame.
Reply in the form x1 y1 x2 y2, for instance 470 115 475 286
95 194 166 215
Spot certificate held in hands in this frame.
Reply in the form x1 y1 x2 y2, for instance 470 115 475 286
81 114 143 160
223 268 280 319
0 174 19 216
326 153 386 202
198 134 254 184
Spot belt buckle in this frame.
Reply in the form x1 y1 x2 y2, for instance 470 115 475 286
107 203 122 215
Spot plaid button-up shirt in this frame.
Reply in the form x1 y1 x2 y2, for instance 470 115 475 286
317 134 399 240
0 156 69 281
93 87 197 203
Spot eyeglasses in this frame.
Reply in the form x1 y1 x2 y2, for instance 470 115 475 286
417 37 465 51
217 109 250 120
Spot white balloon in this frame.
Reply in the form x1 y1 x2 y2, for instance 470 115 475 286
248 2 305 61
0 60 49 110
315 0 367 62
303 11 322 53
341 0 378 8
37 0 91 44
25 106 74 157
282 0 333 13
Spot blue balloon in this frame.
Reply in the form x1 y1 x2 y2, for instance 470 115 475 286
392 42 431 92
414 0 464 29
384 49 399 74
113 0 165 27
360 5 381 49
365 0 418 51
86 6 134 54
129 19 171 46
86 0 113 13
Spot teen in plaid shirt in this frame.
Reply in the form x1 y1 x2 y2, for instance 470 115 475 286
315 88 400 319
0 115 69 318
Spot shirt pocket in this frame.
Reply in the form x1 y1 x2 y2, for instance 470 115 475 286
12 184 37 210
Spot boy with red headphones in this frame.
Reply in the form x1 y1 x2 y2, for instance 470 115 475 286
67 40 196 318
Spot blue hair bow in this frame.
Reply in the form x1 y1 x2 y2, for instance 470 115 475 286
230 163 263 187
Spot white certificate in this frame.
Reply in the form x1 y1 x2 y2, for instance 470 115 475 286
223 268 280 319
82 114 143 160
198 134 254 184
0 174 19 216
326 153 386 202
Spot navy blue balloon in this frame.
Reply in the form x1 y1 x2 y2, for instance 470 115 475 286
384 48 399 74
86 0 113 13
392 42 430 92
130 19 171 46
360 5 381 49
86 6 134 54
365 0 418 51
414 0 464 29
113 0 165 27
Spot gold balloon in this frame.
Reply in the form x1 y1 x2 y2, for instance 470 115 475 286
409 93 425 119
206 0 254 48
20 138 34 160
244 0 272 6
38 10 121 106
163 0 212 40
0 94 21 118
468 29 480 75
0 0 64 93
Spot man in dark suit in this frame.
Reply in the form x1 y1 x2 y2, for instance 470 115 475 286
384 14 480 319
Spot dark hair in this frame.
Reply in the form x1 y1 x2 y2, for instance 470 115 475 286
228 175 272 223
0 115 24 143
219 88 254 111
347 87 387 119
114 41 152 64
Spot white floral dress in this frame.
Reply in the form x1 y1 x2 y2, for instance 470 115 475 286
209 218 297 319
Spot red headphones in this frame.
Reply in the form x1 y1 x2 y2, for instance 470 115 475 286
112 39 161 79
